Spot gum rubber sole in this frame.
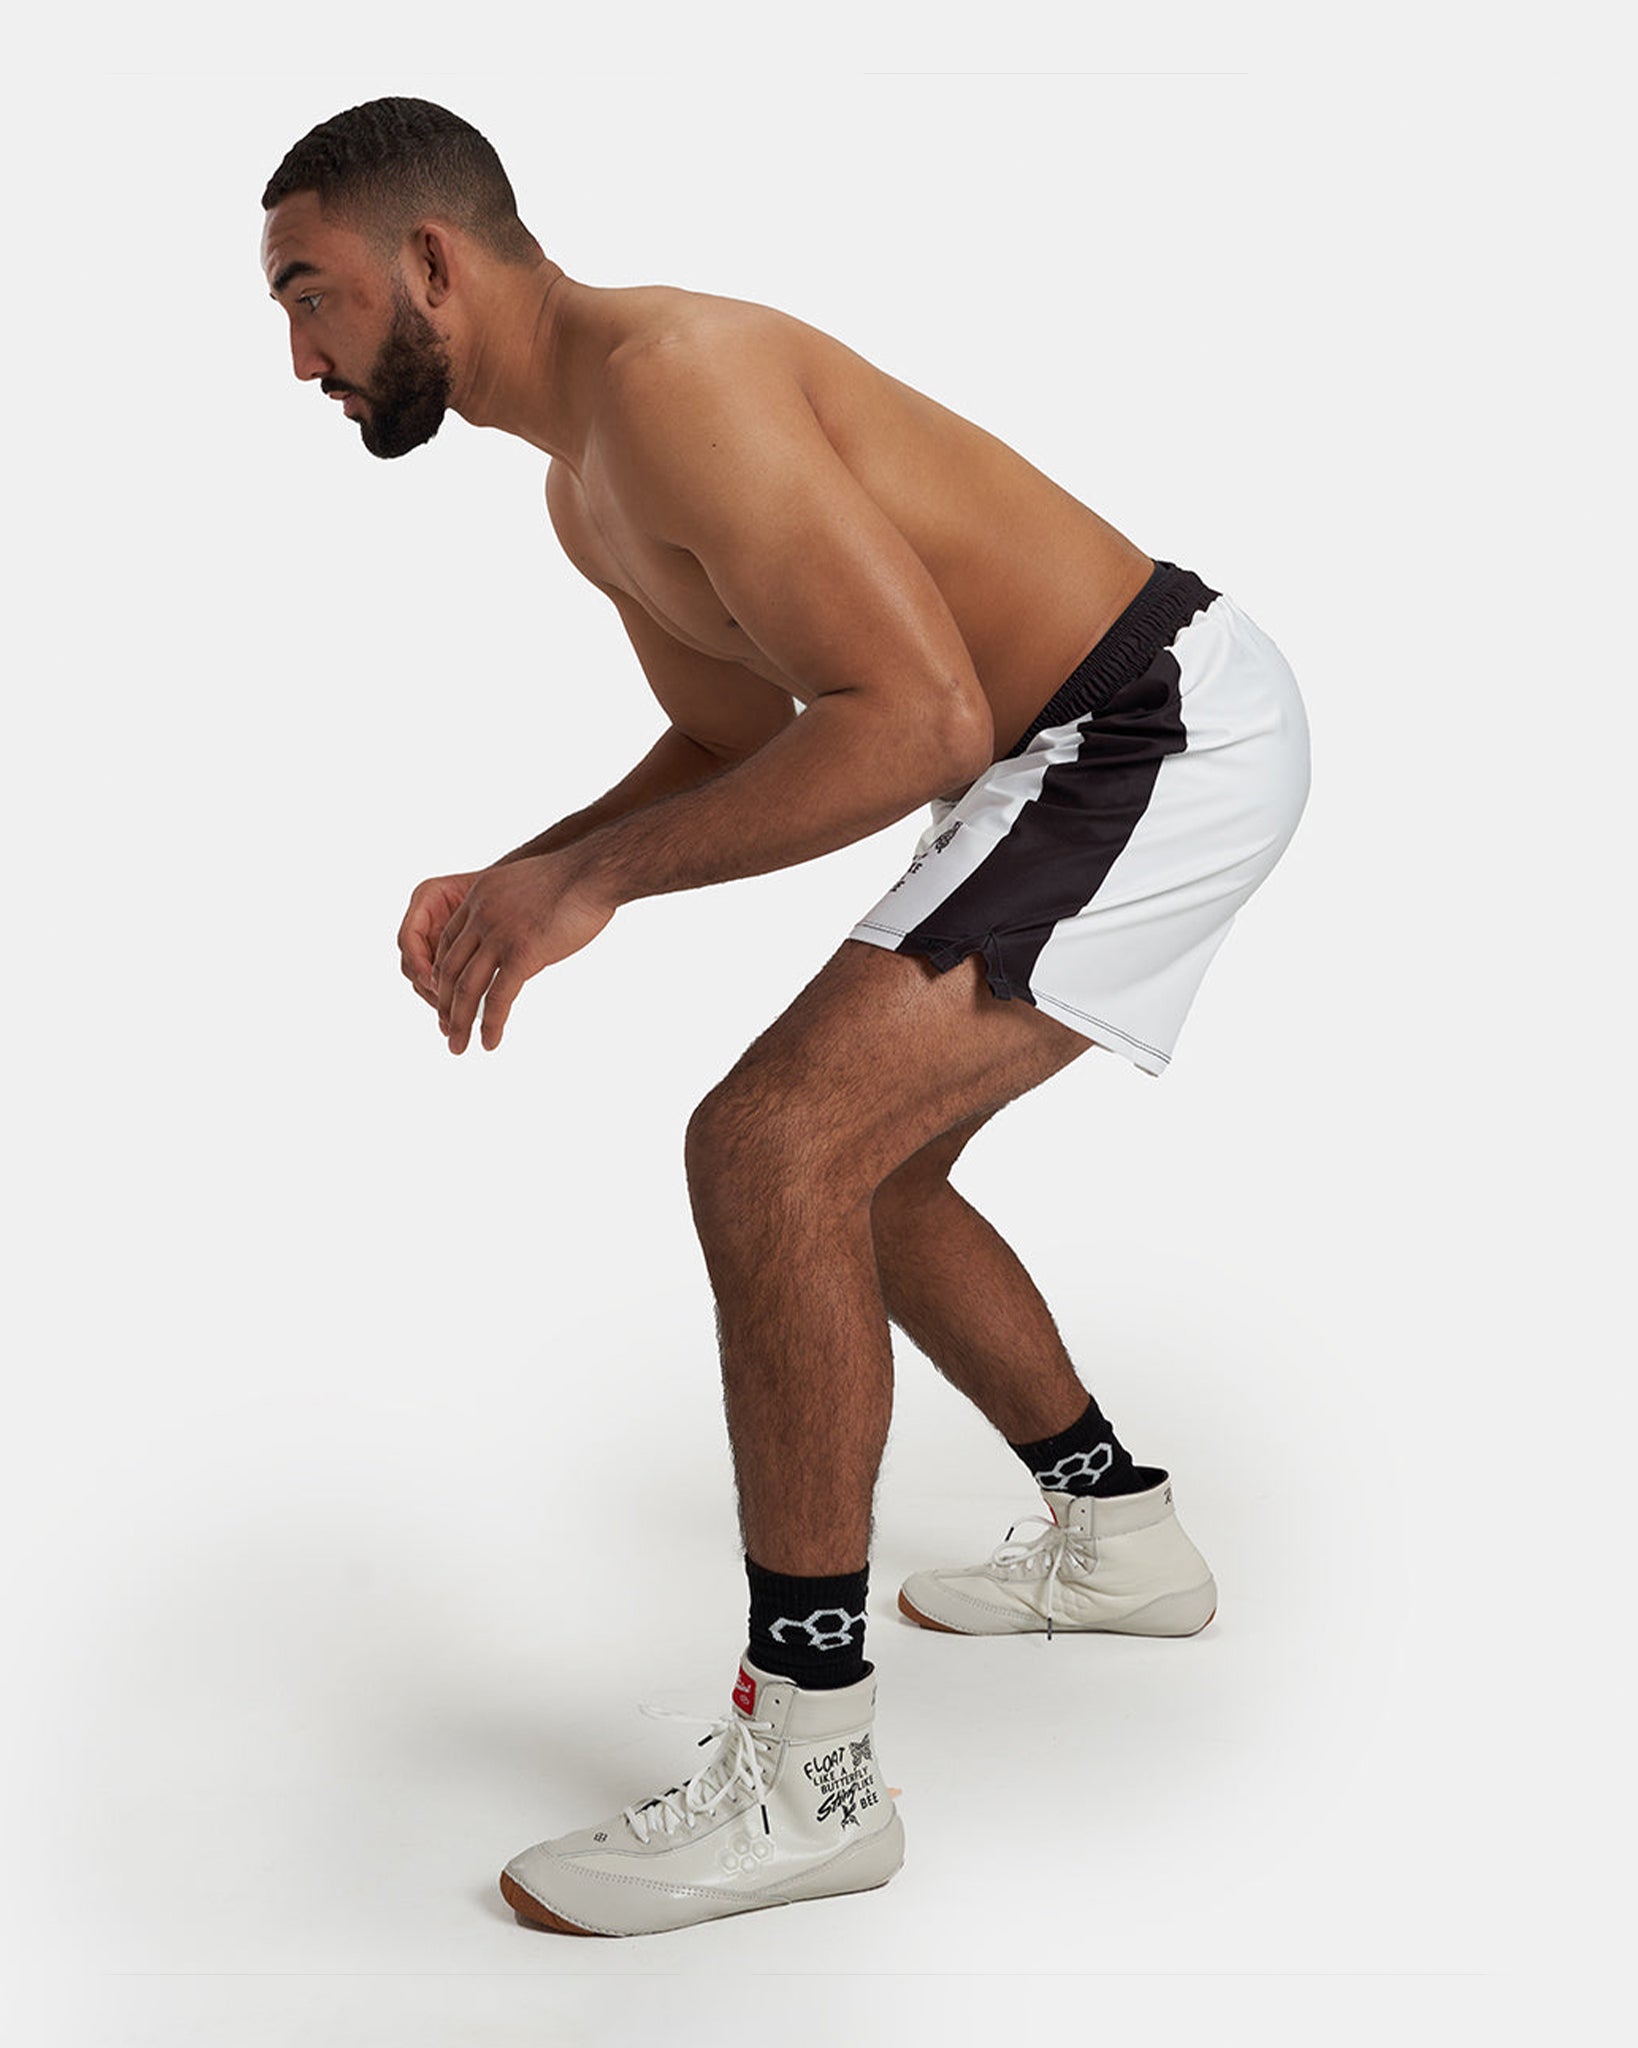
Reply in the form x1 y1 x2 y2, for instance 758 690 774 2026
499 1869 601 1935
898 1588 967 1633
500 1810 907 1937
897 1585 1218 1637
499 1866 898 1937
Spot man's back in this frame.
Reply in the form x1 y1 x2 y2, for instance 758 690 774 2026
543 285 1153 762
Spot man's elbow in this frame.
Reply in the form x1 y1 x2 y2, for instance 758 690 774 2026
837 676 993 796
931 688 996 788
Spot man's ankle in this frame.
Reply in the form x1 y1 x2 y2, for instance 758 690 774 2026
745 1557 870 1690
1008 1393 1149 1497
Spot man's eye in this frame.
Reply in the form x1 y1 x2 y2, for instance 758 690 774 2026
299 293 324 314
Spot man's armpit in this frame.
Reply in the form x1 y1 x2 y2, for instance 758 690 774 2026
608 583 798 763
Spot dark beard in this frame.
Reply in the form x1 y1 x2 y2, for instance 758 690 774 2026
358 290 453 459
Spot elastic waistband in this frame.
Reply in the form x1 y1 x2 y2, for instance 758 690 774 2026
1002 559 1222 759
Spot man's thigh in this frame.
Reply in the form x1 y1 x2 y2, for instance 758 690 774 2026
699 937 1091 1192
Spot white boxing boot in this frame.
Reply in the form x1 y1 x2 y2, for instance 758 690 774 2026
500 1655 904 1937
898 1473 1217 1638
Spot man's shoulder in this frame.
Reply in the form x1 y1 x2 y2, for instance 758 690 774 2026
593 295 838 550
602 289 810 420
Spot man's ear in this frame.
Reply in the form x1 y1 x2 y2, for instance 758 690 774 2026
414 225 456 308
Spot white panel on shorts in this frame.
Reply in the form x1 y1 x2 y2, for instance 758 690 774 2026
848 593 1310 1077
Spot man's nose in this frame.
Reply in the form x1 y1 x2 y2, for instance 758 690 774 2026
289 329 332 383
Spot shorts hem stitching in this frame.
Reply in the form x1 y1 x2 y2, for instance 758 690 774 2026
1029 992 1172 1065
852 922 1172 1068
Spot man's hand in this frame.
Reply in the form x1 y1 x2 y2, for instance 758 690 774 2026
398 871 482 1008
429 854 615 1053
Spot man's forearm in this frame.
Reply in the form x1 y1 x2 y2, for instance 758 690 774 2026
565 689 990 906
493 726 731 865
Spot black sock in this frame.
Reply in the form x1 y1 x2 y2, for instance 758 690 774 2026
1009 1394 1158 1498
745 1558 870 1691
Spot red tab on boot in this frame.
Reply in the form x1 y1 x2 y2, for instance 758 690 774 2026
732 1665 757 1716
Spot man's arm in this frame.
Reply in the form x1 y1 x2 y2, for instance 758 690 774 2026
430 342 993 1052
402 725 731 998
492 724 735 864
403 586 796 1001
558 344 993 906
494 556 801 864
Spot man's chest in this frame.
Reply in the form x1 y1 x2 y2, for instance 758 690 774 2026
546 459 799 689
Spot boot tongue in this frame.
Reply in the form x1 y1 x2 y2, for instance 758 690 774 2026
1040 1489 1079 1524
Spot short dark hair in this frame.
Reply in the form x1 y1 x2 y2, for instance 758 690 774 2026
262 97 538 264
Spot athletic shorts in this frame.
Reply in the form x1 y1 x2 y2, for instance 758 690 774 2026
848 559 1311 1076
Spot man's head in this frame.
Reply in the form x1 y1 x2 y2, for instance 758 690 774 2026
260 98 541 458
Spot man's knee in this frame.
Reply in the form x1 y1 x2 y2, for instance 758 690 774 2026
682 1079 744 1197
685 1071 870 1226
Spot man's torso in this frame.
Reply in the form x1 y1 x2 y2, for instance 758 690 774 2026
545 286 1154 769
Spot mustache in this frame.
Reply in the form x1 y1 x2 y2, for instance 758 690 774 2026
320 377 359 398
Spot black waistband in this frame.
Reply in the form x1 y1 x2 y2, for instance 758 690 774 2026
1001 559 1222 759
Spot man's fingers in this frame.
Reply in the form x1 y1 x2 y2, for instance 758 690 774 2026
480 965 525 1051
446 949 499 1055
432 896 473 979
401 884 462 999
435 922 485 1030
400 934 439 998
398 906 435 982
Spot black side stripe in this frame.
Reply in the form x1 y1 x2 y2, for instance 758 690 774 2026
895 644 1190 1001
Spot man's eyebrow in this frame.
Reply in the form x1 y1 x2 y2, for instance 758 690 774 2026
269 260 320 299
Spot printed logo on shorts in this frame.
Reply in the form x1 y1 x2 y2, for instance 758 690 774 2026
732 1666 757 1715
888 817 964 892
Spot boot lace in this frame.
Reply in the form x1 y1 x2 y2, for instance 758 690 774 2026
621 1706 779 1845
989 1514 1098 1640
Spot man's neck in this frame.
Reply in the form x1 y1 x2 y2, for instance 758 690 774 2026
453 264 603 466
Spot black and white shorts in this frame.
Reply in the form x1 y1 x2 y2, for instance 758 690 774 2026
849 560 1311 1076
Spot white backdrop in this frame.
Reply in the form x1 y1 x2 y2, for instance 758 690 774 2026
3 6 1627 2043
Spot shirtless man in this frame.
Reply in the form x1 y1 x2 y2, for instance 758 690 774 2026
261 98 1310 1938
